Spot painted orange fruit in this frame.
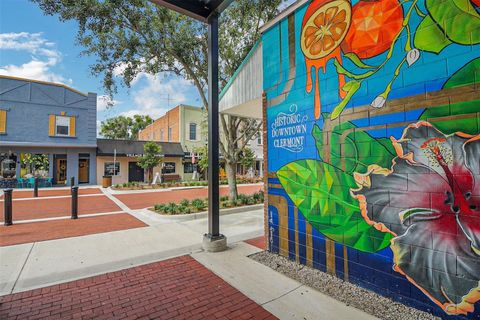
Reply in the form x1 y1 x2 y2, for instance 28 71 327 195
341 0 403 59
301 0 352 59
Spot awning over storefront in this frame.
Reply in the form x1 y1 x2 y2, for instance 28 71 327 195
96 139 184 158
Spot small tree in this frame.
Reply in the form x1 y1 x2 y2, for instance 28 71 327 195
137 142 162 183
239 147 255 173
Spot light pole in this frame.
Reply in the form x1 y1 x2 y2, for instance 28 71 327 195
148 0 233 252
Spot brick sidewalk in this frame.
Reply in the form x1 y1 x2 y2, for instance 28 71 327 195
114 184 263 210
0 195 121 222
0 213 147 247
0 188 102 199
0 255 277 320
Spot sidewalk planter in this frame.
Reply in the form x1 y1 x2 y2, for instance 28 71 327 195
102 176 112 188
261 1 480 318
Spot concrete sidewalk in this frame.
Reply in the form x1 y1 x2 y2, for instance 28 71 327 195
193 242 377 320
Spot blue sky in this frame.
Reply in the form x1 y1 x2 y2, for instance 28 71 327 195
0 0 203 132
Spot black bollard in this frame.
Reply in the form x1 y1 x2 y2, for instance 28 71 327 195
71 176 75 187
71 186 78 219
4 189 13 226
33 177 39 197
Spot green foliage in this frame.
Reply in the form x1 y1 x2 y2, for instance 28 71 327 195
21 154 49 175
194 145 209 173
239 147 256 169
100 115 153 140
137 142 162 183
420 58 480 135
277 160 393 253
191 199 206 211
180 199 190 207
414 0 480 53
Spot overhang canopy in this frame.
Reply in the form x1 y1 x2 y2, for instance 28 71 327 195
97 139 184 158
149 0 234 22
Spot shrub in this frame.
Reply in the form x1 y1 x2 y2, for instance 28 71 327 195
122 183 128 188
154 204 166 212
180 199 190 207
191 199 205 211
165 202 178 214
220 195 229 202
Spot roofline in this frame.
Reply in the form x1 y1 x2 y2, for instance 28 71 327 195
96 138 183 145
219 40 261 101
0 142 96 148
260 0 309 34
0 74 89 97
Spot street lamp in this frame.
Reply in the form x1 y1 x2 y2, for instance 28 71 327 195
148 0 233 252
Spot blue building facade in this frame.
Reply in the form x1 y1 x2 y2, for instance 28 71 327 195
0 75 97 186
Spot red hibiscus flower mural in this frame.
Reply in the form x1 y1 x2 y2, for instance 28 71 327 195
352 121 480 316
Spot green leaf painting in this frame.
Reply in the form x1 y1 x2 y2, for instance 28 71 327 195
277 160 393 253
414 15 452 54
312 122 396 174
414 0 480 53
420 58 480 135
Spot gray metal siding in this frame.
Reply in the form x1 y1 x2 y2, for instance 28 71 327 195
219 43 263 113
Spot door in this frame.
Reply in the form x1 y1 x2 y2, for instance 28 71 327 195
78 159 89 184
128 162 144 182
55 158 67 185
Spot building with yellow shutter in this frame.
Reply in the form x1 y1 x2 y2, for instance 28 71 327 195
0 75 97 186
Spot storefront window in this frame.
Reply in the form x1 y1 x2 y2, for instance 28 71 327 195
20 153 49 177
0 153 17 178
162 162 176 174
184 162 197 174
104 162 120 176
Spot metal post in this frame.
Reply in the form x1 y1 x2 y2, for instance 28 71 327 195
70 176 75 187
71 186 78 219
4 189 13 226
207 14 220 238
33 177 39 197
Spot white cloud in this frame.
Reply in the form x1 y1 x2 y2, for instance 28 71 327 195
0 32 69 84
123 74 192 119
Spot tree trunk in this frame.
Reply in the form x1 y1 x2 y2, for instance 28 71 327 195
225 161 238 201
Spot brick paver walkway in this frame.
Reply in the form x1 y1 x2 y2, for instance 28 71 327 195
114 184 263 210
0 213 147 247
0 255 277 320
245 236 266 250
0 195 121 222
0 188 102 199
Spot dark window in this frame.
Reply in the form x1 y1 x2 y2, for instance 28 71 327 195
189 123 197 141
104 162 120 176
184 163 197 173
162 162 176 174
55 116 70 136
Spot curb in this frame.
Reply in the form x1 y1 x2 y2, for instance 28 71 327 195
143 204 264 222
107 183 264 195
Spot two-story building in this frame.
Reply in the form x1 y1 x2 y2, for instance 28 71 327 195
138 104 206 180
0 75 97 186
139 104 264 179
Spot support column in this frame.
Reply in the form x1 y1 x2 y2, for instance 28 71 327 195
48 154 54 179
203 13 227 252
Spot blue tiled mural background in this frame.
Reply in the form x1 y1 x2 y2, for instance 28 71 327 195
264 0 480 318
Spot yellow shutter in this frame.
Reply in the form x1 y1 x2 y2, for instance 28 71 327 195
0 110 6 134
69 116 76 137
49 115 56 136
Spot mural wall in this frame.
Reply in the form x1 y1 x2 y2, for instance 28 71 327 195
264 0 480 318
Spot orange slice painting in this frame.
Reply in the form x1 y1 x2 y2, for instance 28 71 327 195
301 0 351 119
